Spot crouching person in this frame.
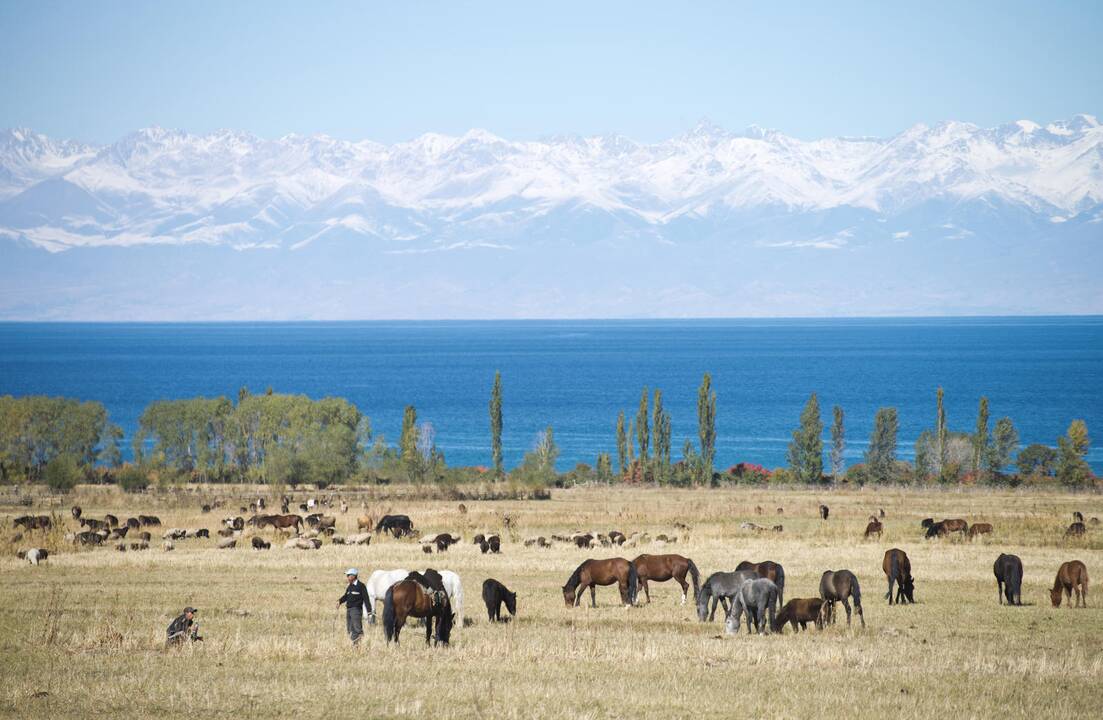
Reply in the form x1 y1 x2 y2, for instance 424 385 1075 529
166 606 201 646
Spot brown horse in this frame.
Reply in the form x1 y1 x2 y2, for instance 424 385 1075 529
735 560 786 605
941 518 969 537
882 548 915 604
632 554 700 605
562 558 638 608
968 523 993 540
864 519 883 539
1050 560 1089 608
773 598 824 633
819 569 865 627
1065 522 1087 538
382 576 454 644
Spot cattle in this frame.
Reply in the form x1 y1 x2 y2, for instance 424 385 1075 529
251 537 271 550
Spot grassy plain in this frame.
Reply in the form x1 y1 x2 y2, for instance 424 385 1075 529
1 484 1101 719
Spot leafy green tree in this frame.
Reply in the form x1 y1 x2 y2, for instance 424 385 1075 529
697 373 717 484
652 389 672 482
986 417 1019 477
117 465 150 493
44 453 80 492
515 426 559 487
134 397 232 480
0 396 110 481
936 387 948 480
399 405 418 470
1057 420 1092 488
636 387 650 463
616 411 628 476
914 429 935 482
1017 444 1057 477
489 371 503 479
788 393 824 484
595 453 613 483
973 396 989 476
865 407 899 483
830 405 845 481
99 423 124 468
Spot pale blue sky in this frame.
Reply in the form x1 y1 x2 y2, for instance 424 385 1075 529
2 0 1101 143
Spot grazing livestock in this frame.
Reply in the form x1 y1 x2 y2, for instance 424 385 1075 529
968 523 994 540
71 506 81 519
162 528 186 541
1073 511 1084 523
109 527 129 540
940 519 969 538
217 528 234 538
488 535 501 553
138 515 161 526
129 541 149 551
883 548 915 605
921 518 935 530
194 528 210 539
924 521 946 539
773 598 825 633
365 569 412 625
483 579 517 622
633 554 701 605
608 531 626 545
137 531 151 542
81 518 106 531
266 514 303 535
251 537 270 550
819 505 829 520
1050 561 1089 608
573 534 595 549
20 548 48 565
473 533 486 546
104 514 119 527
697 570 758 622
1065 522 1087 538
125 517 140 529
376 514 415 539
382 578 454 645
864 519 883 539
434 570 465 626
562 558 639 608
75 531 103 545
524 536 550 548
345 532 372 546
734 560 786 605
819 570 865 627
15 515 52 531
993 553 1023 605
724 578 780 635
217 538 236 549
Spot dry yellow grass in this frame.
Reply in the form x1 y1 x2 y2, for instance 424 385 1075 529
1 485 1101 719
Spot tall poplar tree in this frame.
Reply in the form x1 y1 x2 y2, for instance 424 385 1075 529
489 371 503 479
866 407 899 483
973 396 989 476
636 387 650 462
788 393 824 484
936 387 948 479
830 405 845 481
616 411 628 476
697 373 717 484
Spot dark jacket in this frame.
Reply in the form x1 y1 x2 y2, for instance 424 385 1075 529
167 613 193 638
338 580 368 609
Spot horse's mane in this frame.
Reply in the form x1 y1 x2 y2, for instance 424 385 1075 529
563 560 588 591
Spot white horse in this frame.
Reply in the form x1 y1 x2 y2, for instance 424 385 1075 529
437 570 464 626
365 568 410 624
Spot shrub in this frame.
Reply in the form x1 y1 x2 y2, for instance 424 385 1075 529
43 455 80 493
116 465 150 493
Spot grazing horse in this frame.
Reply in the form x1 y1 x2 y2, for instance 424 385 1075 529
696 570 758 621
735 560 786 606
968 523 993 540
773 598 825 633
266 514 302 534
1065 522 1087 538
882 548 915 604
382 579 454 645
864 519 883 539
819 570 865 627
435 570 465 626
1050 560 1089 608
562 558 638 608
993 553 1023 605
724 578 779 635
941 518 969 537
819 505 829 520
924 521 945 539
366 568 411 624
376 514 415 539
632 554 700 605
482 579 517 622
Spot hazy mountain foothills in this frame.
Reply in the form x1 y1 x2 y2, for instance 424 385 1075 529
1 116 1101 319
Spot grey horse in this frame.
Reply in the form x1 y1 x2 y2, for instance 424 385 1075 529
819 569 865 627
697 570 759 621
724 578 780 635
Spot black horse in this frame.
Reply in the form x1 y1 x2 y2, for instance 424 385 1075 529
993 553 1023 605
376 514 415 539
482 579 517 622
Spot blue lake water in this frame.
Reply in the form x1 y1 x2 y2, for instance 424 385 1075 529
0 318 1100 472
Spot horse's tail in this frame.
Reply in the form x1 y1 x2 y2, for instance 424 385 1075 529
775 564 785 605
887 550 899 599
383 586 397 642
851 574 862 608
686 558 701 601
627 561 639 605
1008 559 1023 604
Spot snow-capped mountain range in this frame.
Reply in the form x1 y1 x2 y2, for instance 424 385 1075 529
1 116 1101 319
1 115 1100 252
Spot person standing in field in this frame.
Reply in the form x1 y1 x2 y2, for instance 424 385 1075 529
166 606 201 646
337 568 368 645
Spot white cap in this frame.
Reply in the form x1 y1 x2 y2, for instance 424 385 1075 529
346 568 358 576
